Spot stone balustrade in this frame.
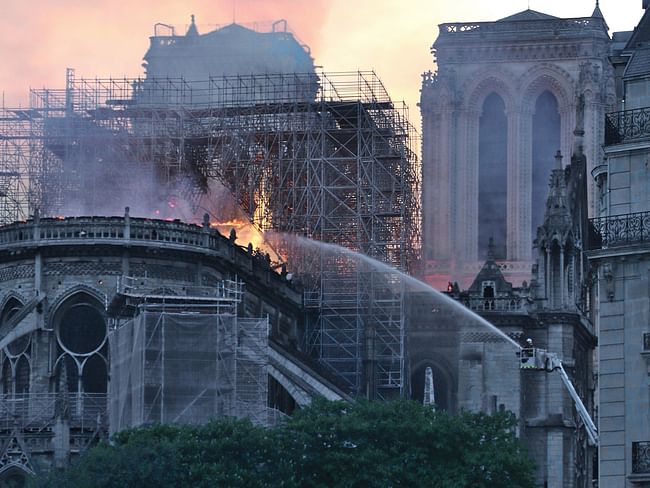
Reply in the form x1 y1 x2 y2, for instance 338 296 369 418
463 297 526 313
438 17 606 41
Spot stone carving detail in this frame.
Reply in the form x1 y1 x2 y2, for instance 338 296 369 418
130 263 195 283
461 331 522 344
0 433 34 475
0 265 34 283
45 262 121 276
518 63 576 110
579 62 602 86
438 43 585 64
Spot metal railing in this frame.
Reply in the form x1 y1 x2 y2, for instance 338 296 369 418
605 107 650 145
0 393 107 431
588 211 650 250
118 275 243 302
633 441 650 474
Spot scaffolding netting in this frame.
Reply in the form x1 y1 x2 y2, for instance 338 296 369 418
1 70 421 400
109 310 269 433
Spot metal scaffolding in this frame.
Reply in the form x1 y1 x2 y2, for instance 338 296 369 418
0 108 34 223
108 277 277 430
0 70 420 399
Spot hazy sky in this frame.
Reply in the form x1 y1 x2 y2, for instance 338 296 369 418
0 0 645 120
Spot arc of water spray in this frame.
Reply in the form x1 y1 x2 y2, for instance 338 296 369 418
269 232 523 350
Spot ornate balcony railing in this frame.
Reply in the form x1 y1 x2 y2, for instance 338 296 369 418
633 441 650 474
605 107 650 145
462 297 525 312
437 17 607 41
588 211 650 250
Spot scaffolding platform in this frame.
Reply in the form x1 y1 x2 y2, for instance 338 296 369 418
107 275 244 316
1 69 421 399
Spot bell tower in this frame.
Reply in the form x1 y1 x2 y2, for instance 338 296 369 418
420 6 614 288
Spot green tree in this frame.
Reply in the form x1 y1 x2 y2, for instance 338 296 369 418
30 420 296 488
284 398 535 488
30 399 535 488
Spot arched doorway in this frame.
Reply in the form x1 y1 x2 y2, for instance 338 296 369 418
0 465 31 488
410 362 453 411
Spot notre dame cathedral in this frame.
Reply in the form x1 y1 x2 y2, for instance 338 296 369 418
420 2 650 487
417 5 611 485
420 3 614 289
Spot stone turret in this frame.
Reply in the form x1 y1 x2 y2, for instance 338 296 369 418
535 150 574 309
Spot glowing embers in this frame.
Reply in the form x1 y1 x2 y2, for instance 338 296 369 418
54 293 108 394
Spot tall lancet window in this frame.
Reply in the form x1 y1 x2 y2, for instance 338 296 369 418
532 91 561 235
479 93 508 259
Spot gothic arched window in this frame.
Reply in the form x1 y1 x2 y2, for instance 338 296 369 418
1 297 30 398
479 93 508 259
532 91 561 235
54 293 108 395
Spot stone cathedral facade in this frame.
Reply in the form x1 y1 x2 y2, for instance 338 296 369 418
420 6 616 289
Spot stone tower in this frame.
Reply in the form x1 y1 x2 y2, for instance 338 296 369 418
420 6 615 288
521 110 596 487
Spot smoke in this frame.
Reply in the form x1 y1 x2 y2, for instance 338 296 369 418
0 0 330 107
29 1 330 259
266 231 522 349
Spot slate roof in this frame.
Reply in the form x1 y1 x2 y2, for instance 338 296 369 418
624 46 650 78
625 8 650 50
497 9 558 22
467 240 513 295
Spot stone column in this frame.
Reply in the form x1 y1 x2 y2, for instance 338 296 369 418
434 106 453 260
559 105 575 171
585 91 605 215
546 247 551 302
559 246 565 309
518 107 534 262
458 109 480 265
425 102 454 263
421 99 435 261
454 109 469 265
506 108 521 261
567 252 578 307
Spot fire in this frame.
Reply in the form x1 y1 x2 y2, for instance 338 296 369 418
210 218 281 263
210 220 247 228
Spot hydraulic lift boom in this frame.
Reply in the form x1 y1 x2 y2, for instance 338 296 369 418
518 347 598 446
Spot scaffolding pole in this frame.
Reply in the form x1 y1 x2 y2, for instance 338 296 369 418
2 71 421 399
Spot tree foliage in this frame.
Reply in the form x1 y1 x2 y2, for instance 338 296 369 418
30 399 535 488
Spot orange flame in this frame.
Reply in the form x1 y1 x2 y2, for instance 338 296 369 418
210 218 281 263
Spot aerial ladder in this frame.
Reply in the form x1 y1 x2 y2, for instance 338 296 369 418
518 346 598 446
